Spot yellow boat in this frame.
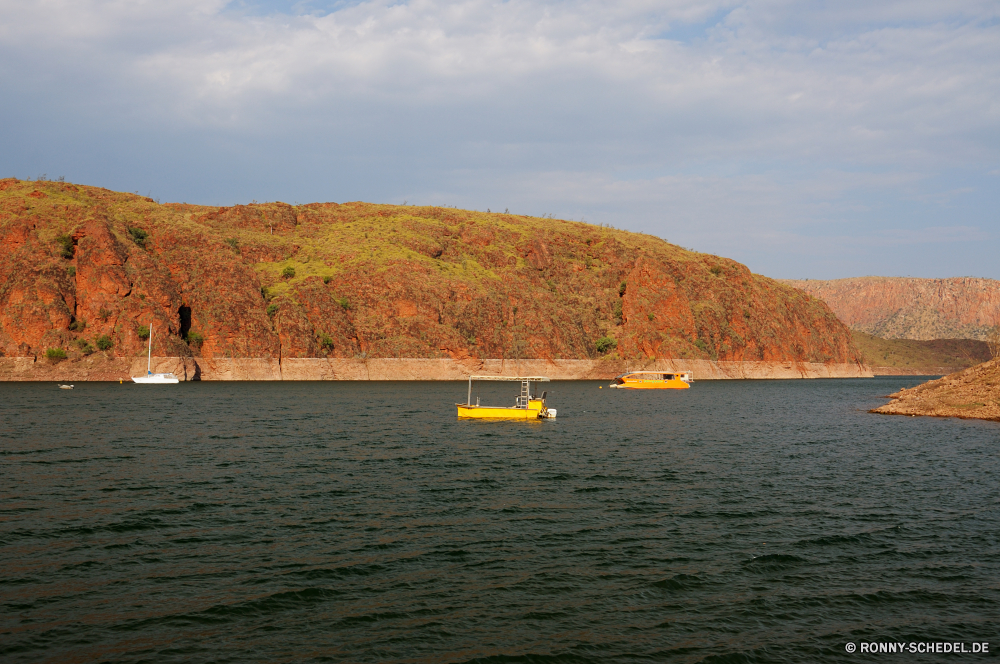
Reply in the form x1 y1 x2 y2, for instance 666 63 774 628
609 371 693 389
457 375 556 419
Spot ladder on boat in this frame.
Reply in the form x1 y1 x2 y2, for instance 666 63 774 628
515 380 530 409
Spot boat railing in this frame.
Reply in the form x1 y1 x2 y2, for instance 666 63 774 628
465 375 550 406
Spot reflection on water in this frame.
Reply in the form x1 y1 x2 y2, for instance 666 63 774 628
1 378 998 663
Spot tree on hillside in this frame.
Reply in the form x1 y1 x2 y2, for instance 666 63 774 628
988 317 1000 360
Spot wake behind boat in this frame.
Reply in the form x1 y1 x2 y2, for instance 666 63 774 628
132 323 179 384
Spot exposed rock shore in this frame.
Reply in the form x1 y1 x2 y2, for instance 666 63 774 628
1 179 863 369
0 356 872 381
871 359 1000 421
869 366 963 376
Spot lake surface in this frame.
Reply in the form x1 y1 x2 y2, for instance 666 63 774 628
2 378 998 662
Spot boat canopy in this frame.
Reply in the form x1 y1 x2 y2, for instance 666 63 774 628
468 375 550 382
465 375 550 407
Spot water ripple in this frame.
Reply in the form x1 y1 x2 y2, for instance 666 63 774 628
1 378 998 662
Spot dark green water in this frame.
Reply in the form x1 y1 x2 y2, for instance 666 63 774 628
2 378 998 663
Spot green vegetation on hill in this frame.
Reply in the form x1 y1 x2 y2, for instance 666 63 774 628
852 331 990 371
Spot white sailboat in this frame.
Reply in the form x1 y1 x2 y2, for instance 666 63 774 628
131 323 180 384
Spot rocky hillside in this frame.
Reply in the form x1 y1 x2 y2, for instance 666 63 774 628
0 179 861 365
781 277 1000 340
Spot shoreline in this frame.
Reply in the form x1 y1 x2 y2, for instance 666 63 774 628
869 366 954 376
1 356 873 381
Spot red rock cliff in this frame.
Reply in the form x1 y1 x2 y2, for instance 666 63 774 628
1 179 861 365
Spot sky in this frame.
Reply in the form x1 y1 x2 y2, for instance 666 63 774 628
1 0 998 280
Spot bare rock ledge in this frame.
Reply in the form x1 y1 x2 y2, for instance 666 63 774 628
871 358 1000 422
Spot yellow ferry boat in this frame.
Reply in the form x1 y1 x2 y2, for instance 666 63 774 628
457 376 556 419
609 371 693 389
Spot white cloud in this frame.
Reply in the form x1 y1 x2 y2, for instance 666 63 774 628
0 0 998 278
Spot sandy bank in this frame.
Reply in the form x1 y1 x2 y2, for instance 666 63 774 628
0 356 872 381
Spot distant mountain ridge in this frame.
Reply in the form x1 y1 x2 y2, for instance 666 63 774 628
781 277 1000 341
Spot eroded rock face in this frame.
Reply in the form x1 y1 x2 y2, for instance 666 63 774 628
0 179 862 365
619 257 696 358
782 277 1000 340
524 238 553 271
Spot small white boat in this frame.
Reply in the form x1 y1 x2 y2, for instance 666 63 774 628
58 384 74 389
132 323 179 384
133 373 179 384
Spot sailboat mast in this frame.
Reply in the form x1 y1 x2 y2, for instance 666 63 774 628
147 324 152 375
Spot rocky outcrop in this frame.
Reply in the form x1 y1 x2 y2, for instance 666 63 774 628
0 179 864 377
781 277 1000 340
871 359 1000 421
